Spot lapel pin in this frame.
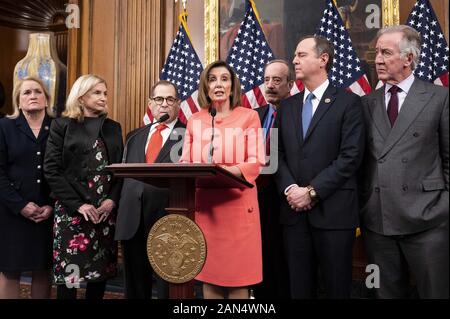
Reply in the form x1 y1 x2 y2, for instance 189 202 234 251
324 98 331 104
44 126 49 130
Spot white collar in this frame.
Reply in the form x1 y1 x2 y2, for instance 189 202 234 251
303 79 330 102
152 118 177 131
385 73 415 95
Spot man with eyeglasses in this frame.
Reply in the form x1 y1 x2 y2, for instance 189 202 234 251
253 59 293 299
116 80 185 299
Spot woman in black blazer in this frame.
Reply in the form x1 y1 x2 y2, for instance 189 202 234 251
0 77 54 299
44 74 123 299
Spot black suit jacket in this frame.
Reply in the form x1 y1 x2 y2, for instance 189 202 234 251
44 115 123 212
255 104 275 186
0 112 53 215
115 120 186 240
274 85 365 229
255 105 270 124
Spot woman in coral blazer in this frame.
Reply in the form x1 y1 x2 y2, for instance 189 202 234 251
181 61 264 299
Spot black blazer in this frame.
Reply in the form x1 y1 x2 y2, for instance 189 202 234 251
0 113 53 215
44 115 123 212
255 105 270 124
274 86 365 229
115 120 186 240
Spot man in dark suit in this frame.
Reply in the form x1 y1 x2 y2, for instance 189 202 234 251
115 80 185 299
360 25 449 298
274 35 365 298
253 59 293 299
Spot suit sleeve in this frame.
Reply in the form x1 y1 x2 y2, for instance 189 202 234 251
180 117 194 163
44 119 85 212
439 90 449 191
106 122 124 205
274 104 297 195
0 123 28 215
236 111 264 184
310 95 366 200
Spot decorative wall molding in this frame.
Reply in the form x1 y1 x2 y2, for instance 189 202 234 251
0 0 68 31
115 0 165 134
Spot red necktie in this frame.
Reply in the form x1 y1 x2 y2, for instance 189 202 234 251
265 110 277 155
387 85 400 127
145 123 167 163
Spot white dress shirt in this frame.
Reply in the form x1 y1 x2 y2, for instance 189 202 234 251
384 73 415 112
144 118 177 153
303 79 330 116
284 79 331 195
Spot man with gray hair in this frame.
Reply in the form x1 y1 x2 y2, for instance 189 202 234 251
360 25 449 298
253 59 293 299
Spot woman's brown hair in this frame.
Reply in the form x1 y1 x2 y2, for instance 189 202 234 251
197 60 241 109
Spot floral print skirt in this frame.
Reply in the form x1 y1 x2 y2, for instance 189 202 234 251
52 138 117 285
52 202 117 285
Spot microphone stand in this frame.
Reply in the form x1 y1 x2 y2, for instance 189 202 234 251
208 107 217 163
121 114 170 163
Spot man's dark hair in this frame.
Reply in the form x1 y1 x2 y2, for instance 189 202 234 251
298 35 335 73
150 80 179 98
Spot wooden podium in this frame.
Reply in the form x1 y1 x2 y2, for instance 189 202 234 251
107 163 253 299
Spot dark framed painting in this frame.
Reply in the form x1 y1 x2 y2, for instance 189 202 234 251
206 0 400 87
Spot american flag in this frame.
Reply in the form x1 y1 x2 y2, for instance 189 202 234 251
226 0 296 109
316 0 371 96
226 0 272 109
144 14 203 124
406 0 449 87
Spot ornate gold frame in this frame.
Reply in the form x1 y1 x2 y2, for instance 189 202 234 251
204 0 219 65
204 0 400 64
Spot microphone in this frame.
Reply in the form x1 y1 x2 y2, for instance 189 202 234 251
208 107 217 163
121 113 170 163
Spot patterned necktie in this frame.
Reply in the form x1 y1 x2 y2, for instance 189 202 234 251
302 93 314 138
387 85 401 127
145 123 168 163
265 110 277 155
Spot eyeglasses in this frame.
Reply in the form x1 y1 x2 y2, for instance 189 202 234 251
151 96 178 106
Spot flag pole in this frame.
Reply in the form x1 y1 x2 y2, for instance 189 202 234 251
248 0 267 38
248 0 263 27
179 5 192 41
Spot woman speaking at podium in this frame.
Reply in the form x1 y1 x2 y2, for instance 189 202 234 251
181 61 264 299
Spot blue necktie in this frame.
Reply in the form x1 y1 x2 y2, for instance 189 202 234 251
302 92 314 138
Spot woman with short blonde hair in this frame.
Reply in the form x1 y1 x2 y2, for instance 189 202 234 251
63 74 107 122
0 76 54 299
9 76 53 119
45 74 123 299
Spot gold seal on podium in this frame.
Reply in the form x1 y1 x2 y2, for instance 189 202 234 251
147 214 206 284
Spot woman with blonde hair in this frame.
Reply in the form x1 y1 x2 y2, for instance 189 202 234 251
44 74 123 299
0 76 54 298
181 61 265 299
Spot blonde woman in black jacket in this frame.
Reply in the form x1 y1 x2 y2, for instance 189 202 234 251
44 74 123 299
0 77 54 299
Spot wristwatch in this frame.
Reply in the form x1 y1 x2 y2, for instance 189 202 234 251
306 185 319 202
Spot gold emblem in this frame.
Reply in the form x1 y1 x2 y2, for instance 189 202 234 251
147 214 207 284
